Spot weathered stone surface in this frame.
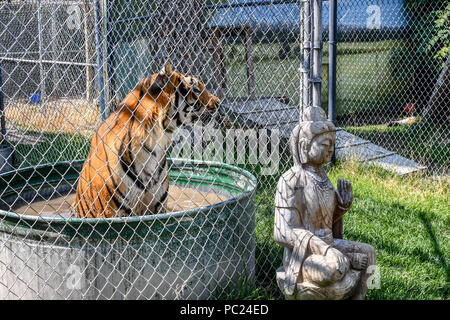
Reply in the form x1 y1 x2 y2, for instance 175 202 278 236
274 106 376 300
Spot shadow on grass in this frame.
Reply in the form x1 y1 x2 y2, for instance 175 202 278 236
344 198 449 299
417 210 450 285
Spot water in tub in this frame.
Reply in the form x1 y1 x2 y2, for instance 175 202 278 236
12 186 229 218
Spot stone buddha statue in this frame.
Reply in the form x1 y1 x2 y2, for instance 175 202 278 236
274 106 376 300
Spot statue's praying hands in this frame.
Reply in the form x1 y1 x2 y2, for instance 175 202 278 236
336 179 353 210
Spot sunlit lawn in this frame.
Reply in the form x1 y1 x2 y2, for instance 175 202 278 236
225 160 449 300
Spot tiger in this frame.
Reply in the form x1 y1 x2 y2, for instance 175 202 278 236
72 61 220 218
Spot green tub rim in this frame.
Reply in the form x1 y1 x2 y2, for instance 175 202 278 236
0 158 258 227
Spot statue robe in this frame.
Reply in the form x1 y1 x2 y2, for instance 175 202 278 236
274 166 376 299
274 165 337 295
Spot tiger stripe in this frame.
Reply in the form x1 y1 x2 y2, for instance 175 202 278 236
72 62 220 218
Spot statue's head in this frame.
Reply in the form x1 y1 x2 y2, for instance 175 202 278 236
290 107 336 166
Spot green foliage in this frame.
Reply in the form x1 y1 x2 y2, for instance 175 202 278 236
223 160 449 300
12 132 91 169
427 2 450 68
327 161 450 300
404 0 449 71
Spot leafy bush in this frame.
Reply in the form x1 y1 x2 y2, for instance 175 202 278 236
427 2 450 69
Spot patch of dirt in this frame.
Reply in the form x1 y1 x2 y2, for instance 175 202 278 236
4 98 100 136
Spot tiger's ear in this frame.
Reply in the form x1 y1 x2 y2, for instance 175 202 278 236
118 78 145 110
149 61 173 95
161 61 173 77
148 73 168 95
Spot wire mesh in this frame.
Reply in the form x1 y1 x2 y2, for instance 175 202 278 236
328 0 449 174
0 0 448 300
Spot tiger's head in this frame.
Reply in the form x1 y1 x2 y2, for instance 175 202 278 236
119 61 220 133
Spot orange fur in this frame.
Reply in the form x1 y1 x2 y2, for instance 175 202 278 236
73 62 220 218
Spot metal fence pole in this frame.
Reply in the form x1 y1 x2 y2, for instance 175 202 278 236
37 0 46 105
311 0 322 109
105 0 115 107
51 6 58 98
0 61 13 173
94 0 106 120
328 0 337 124
301 0 311 119
245 27 256 100
83 1 94 102
299 2 303 114
328 0 337 167
0 64 5 143
328 0 340 238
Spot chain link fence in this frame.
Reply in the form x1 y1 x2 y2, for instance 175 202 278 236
0 0 448 299
0 0 98 169
329 0 449 174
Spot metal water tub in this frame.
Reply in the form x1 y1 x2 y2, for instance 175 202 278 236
0 159 257 299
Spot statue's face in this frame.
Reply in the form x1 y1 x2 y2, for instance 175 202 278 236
306 133 335 165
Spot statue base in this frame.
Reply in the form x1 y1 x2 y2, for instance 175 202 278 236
276 267 361 300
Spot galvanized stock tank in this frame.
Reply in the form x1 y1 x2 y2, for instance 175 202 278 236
0 159 257 299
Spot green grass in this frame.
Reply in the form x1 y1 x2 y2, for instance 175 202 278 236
6 127 449 300
328 161 449 299
344 120 450 169
12 132 91 169
224 43 319 109
224 40 413 117
227 161 449 300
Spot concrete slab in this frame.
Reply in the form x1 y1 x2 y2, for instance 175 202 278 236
335 128 369 149
366 153 427 175
222 98 427 175
335 140 396 162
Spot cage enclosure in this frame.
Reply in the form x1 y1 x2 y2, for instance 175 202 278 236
0 159 257 299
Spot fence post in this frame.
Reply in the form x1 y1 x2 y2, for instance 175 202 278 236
94 0 106 120
245 27 256 100
104 0 115 106
212 28 226 100
328 0 337 125
0 64 5 142
83 1 95 103
329 0 337 168
37 0 46 108
0 63 13 173
329 0 341 237
301 0 312 119
311 0 322 109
